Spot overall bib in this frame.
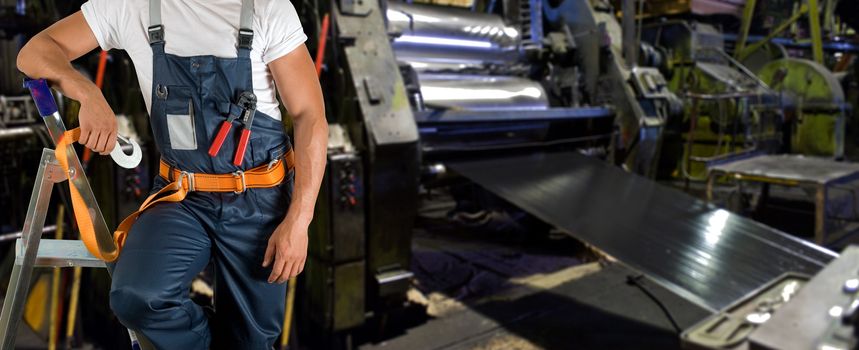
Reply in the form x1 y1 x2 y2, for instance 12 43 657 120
108 0 293 348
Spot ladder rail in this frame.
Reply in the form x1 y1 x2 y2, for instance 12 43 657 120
0 149 62 349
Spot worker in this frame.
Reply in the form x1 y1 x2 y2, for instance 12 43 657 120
16 0 328 348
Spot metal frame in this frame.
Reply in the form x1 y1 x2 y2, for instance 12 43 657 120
735 0 824 63
706 156 859 245
0 149 66 349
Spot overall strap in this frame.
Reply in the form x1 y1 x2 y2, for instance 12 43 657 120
148 0 165 54
146 0 252 56
237 0 254 59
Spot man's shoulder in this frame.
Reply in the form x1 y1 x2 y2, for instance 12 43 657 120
87 0 147 11
256 0 298 17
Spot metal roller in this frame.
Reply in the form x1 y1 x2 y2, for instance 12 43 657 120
387 2 521 67
417 74 549 111
398 59 486 73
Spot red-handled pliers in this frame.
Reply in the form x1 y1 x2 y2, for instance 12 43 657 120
208 91 257 166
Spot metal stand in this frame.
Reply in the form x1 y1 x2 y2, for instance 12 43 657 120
0 149 146 349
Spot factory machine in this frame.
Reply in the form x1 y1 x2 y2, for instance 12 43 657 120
638 19 850 179
4 0 859 348
302 0 691 338
304 0 859 348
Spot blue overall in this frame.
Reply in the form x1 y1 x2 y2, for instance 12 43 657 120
108 0 293 348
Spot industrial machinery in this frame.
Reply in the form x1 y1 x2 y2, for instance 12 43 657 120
304 0 683 339
682 245 859 350
5 0 859 348
638 0 852 180
304 0 859 346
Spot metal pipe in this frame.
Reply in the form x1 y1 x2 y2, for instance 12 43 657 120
737 5 809 61
0 225 58 242
808 0 824 63
724 34 859 54
681 91 765 100
734 0 758 59
0 126 35 141
622 0 637 67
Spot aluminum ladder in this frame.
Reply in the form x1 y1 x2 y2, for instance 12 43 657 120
0 148 147 349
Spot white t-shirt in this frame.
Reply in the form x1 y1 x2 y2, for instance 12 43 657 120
81 0 307 120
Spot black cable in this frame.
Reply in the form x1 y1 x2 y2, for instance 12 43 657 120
626 274 682 335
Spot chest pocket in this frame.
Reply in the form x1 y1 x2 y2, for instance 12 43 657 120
163 85 197 150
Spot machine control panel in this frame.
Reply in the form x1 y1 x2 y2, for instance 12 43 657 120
337 159 360 208
309 151 365 264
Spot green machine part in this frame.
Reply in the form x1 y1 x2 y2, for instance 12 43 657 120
757 58 846 157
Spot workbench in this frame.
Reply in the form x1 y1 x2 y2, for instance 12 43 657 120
706 154 859 245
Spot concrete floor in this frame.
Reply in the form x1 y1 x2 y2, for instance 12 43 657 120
351 191 711 350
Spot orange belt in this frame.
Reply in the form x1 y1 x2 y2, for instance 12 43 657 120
56 127 294 262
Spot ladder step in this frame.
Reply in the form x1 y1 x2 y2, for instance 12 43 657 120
16 239 106 269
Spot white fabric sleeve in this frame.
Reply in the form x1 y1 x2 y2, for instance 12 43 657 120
80 0 126 50
261 0 308 64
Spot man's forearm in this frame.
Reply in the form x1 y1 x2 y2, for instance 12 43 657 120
18 33 97 102
284 111 329 227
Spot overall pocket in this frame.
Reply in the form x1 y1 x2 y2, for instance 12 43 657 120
162 86 196 150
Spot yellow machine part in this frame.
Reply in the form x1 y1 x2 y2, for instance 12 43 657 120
757 58 845 157
648 0 690 16
669 67 757 178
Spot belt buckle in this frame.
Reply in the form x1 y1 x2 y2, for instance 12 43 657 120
233 170 247 193
266 158 280 170
176 171 195 192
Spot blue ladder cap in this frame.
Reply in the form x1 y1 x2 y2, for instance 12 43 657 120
23 78 59 116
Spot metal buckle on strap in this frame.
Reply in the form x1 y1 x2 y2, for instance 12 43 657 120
185 171 196 192
148 25 164 44
267 158 280 171
233 170 247 193
238 28 254 49
175 171 195 192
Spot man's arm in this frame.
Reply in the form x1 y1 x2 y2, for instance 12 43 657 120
262 45 328 283
17 11 117 154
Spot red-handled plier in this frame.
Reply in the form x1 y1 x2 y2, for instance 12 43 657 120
208 91 257 166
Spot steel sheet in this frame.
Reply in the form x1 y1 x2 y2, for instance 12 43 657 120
449 151 836 311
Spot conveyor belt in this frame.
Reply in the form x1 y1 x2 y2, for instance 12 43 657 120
449 151 837 311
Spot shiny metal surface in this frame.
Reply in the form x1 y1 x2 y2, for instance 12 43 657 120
0 126 34 141
0 225 57 242
709 155 859 185
449 151 836 311
414 107 614 123
750 246 859 350
387 2 520 67
418 74 549 111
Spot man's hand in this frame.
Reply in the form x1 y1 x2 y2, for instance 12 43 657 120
73 79 117 155
262 215 309 283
